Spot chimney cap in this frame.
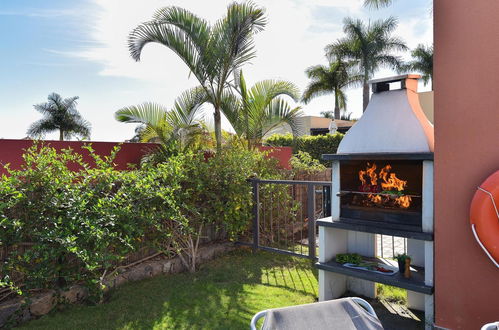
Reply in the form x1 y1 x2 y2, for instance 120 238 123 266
369 74 421 85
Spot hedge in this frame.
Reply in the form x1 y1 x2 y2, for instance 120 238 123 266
0 144 285 302
265 133 344 166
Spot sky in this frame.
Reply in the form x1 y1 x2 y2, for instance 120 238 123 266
0 0 432 142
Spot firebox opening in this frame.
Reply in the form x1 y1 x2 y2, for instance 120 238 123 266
340 160 423 229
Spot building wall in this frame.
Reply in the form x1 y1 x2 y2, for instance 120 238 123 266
434 1 499 328
418 91 434 124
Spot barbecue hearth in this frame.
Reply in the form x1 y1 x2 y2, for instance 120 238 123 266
340 159 423 229
318 75 435 325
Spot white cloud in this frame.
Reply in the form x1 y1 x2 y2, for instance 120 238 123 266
59 0 433 140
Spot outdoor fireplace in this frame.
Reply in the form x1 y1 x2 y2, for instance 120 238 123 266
317 74 435 327
323 74 434 233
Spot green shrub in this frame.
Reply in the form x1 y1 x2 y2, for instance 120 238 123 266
0 143 286 299
0 144 186 299
289 151 326 175
265 133 344 166
180 146 283 239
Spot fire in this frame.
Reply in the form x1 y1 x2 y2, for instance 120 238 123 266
357 163 412 209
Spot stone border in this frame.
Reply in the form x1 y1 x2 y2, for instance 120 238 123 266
0 242 235 328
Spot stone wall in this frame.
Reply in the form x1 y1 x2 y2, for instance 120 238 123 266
0 242 235 328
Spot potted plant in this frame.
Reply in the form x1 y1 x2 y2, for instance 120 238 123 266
395 253 411 273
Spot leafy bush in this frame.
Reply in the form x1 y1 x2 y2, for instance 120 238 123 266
265 133 344 166
0 143 286 299
181 146 283 236
0 144 186 300
289 151 326 175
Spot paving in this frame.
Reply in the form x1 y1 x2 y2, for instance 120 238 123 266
377 234 407 258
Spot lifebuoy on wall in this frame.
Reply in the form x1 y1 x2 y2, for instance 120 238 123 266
470 170 499 268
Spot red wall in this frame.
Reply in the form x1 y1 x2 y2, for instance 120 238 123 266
258 146 293 170
435 1 499 328
0 140 293 174
0 139 158 175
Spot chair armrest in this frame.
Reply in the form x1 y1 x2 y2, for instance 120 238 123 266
250 310 268 330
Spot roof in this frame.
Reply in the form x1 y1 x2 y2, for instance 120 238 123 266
334 120 356 128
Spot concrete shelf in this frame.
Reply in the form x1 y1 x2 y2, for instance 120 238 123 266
317 217 434 241
316 259 434 295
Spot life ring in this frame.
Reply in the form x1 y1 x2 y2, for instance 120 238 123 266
470 170 499 268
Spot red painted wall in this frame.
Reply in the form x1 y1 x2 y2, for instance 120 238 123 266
0 140 293 175
435 1 499 328
0 139 158 175
258 146 293 170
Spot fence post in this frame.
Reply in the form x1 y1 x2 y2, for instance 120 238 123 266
307 183 316 260
252 178 260 253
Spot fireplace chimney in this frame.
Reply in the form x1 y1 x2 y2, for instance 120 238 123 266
338 74 434 154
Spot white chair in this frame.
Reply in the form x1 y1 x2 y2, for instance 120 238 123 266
250 297 383 330
481 322 499 330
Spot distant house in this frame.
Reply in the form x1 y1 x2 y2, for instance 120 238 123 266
265 116 355 138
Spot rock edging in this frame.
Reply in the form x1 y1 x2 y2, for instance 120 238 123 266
0 242 235 328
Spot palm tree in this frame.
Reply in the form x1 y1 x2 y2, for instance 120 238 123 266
27 93 91 141
221 72 304 148
323 110 355 121
320 111 334 119
302 59 362 119
128 3 266 152
327 17 408 111
363 0 394 9
115 87 208 152
401 44 433 90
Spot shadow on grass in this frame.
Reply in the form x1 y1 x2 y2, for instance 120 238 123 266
19 249 318 330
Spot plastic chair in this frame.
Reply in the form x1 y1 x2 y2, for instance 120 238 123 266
250 297 382 330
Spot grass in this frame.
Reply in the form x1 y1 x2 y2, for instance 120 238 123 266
376 283 407 304
18 249 318 330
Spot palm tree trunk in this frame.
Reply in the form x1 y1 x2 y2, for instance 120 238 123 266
59 130 64 141
362 68 370 112
214 107 222 152
334 91 340 120
362 82 369 112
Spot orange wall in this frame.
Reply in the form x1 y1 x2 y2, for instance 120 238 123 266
434 1 499 328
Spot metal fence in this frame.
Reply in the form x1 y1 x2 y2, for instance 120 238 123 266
237 178 331 260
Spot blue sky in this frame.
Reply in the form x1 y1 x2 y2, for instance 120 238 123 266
0 0 432 141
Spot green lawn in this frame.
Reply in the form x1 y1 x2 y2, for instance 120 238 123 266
19 249 318 330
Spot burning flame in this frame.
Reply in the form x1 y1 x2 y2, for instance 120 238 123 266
357 163 412 209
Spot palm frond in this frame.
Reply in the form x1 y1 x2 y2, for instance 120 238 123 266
400 44 433 87
169 86 208 127
363 0 394 9
329 16 407 81
219 90 243 135
115 102 168 126
301 58 361 116
128 3 267 151
129 21 206 83
28 93 90 140
260 99 304 138
26 119 58 139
